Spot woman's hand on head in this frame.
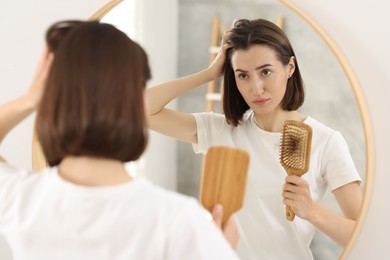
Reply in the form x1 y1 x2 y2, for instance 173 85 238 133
282 175 316 220
207 30 232 80
23 47 53 109
211 204 239 250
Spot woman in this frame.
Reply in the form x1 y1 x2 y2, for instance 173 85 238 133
0 20 239 259
147 18 362 259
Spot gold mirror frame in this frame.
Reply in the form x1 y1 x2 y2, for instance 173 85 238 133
88 0 124 20
32 0 374 258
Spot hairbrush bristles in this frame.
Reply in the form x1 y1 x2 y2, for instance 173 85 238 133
280 120 312 176
279 120 312 221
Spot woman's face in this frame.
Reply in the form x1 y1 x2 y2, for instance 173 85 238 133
231 44 294 117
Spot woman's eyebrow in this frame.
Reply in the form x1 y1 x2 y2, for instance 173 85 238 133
234 64 273 73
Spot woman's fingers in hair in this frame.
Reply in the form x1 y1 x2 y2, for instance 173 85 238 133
220 30 232 47
25 48 54 108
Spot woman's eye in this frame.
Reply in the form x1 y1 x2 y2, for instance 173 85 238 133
238 74 248 80
262 69 271 76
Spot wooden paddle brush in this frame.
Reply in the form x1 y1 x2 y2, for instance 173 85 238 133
199 146 250 225
280 120 312 221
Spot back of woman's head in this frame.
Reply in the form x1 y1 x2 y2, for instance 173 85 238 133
36 21 151 166
223 18 305 126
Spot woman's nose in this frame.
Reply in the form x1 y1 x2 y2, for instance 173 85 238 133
253 78 264 94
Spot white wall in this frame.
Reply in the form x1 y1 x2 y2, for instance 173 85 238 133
0 0 389 259
138 0 178 191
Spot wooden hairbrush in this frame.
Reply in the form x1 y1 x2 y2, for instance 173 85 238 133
199 146 250 225
280 120 312 221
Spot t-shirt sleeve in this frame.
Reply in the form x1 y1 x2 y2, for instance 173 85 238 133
192 113 209 154
192 112 225 154
0 162 21 193
0 163 24 224
166 199 239 260
322 131 362 191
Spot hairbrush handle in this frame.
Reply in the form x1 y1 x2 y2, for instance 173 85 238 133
286 205 295 221
279 120 313 222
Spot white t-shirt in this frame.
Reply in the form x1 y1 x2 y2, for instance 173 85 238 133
0 163 239 260
192 110 361 260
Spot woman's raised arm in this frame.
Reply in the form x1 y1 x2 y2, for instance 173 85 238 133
146 40 231 144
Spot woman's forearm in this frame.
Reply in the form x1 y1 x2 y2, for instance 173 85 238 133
146 38 229 115
0 50 52 147
306 202 356 247
0 95 36 145
146 68 216 115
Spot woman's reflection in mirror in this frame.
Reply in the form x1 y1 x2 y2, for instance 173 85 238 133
147 18 363 259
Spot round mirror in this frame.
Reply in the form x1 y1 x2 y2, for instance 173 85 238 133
156 0 367 259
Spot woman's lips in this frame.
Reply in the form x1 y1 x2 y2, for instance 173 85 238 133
252 98 270 105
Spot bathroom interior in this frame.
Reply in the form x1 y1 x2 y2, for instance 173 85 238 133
0 0 388 259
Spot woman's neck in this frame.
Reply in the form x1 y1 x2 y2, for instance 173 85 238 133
253 110 306 132
58 156 132 187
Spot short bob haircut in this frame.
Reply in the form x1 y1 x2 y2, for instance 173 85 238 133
223 18 305 126
36 21 151 166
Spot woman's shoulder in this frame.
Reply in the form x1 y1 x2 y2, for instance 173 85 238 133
192 111 231 129
141 178 199 206
136 178 190 203
305 116 338 137
192 110 253 127
192 111 225 121
0 163 52 184
304 116 350 149
138 178 211 222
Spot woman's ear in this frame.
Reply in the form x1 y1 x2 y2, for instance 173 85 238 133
287 56 296 78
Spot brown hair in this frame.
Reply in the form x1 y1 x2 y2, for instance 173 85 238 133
36 21 151 166
45 20 83 53
223 19 305 126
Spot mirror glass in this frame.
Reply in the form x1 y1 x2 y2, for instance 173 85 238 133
102 0 367 259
